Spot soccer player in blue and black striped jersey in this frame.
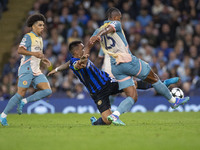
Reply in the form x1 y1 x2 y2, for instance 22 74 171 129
51 41 124 125
69 41 126 125
48 40 180 126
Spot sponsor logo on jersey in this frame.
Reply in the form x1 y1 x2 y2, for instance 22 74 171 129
35 46 41 50
111 21 117 27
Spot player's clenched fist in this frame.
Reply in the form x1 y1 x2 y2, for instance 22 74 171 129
89 35 101 44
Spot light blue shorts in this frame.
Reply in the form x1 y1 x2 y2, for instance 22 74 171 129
111 55 151 90
18 73 49 89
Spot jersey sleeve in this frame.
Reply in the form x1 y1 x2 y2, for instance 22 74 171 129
19 34 31 50
98 48 104 58
109 21 121 32
91 29 100 37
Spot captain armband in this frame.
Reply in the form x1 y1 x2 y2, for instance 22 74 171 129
73 63 79 70
74 65 79 70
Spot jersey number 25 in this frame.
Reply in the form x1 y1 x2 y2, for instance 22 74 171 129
102 35 116 49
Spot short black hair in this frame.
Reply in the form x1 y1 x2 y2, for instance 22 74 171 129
27 13 46 27
68 41 82 54
106 7 120 19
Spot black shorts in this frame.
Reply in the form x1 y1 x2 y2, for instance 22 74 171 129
90 81 122 113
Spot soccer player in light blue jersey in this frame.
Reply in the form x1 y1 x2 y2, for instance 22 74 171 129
0 13 52 126
48 41 181 126
86 7 190 125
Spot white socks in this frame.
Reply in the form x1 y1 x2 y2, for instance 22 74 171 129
1 112 7 118
22 98 28 104
113 111 120 117
168 97 176 103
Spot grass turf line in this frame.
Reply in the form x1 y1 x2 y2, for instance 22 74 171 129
0 112 200 150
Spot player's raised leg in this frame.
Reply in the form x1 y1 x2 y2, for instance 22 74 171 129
145 70 189 108
136 77 180 89
163 77 180 87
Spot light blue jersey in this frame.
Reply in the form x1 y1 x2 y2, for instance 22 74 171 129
93 21 151 90
98 48 113 77
18 31 43 76
93 20 132 65
17 31 49 88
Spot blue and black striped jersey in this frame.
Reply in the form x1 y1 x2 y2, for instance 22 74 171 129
69 58 111 94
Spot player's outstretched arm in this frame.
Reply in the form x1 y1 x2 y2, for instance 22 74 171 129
84 25 115 55
96 25 115 37
74 54 89 69
47 61 70 76
83 36 101 55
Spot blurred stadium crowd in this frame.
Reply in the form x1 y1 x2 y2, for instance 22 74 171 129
1 0 200 101
0 0 8 19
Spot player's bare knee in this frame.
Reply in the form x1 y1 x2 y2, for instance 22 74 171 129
131 93 138 102
17 89 27 97
17 92 25 97
151 72 159 83
130 88 138 101
134 80 138 88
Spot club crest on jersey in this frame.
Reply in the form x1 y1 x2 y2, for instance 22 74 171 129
23 81 28 85
97 100 102 105
22 37 26 42
20 37 26 45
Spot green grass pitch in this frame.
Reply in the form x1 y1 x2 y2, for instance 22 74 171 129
0 112 200 150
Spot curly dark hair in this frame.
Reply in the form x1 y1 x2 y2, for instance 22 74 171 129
26 13 46 27
106 7 120 19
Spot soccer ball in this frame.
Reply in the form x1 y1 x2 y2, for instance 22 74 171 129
170 87 184 98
